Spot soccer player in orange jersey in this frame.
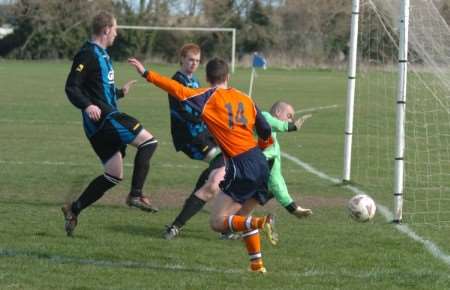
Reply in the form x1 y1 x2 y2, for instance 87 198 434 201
128 57 278 274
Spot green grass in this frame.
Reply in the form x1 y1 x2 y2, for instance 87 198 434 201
0 60 449 289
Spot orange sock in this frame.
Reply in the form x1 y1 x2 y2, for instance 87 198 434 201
242 229 264 269
223 215 266 232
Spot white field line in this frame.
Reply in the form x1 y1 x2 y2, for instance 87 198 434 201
0 119 81 125
2 248 446 278
281 151 450 267
1 155 449 274
296 104 339 113
0 160 202 169
0 159 309 174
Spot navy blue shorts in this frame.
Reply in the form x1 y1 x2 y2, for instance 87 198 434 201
89 112 143 163
219 147 270 205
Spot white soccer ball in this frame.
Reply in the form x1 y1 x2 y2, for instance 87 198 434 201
347 194 376 222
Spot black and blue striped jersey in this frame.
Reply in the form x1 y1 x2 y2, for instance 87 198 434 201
65 41 124 138
168 71 216 159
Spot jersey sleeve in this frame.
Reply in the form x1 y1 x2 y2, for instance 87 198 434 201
65 50 95 110
145 70 213 113
145 70 198 101
255 107 272 140
261 111 290 132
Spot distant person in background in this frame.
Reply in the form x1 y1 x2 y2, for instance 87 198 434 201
163 43 226 240
262 101 313 218
62 11 158 237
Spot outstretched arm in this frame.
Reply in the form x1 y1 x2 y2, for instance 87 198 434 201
128 57 198 101
262 111 289 132
262 111 312 133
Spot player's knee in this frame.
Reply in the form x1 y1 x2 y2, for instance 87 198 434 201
105 167 123 180
195 189 215 202
204 168 224 195
200 179 220 199
136 129 153 143
209 216 225 232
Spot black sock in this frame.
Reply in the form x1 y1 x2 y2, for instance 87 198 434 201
71 173 121 215
191 167 211 194
130 138 158 197
173 194 206 228
285 202 298 214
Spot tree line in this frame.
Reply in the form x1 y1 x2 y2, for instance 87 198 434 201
1 0 449 67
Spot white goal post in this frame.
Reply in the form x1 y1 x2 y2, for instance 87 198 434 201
343 0 410 222
342 0 450 225
117 25 237 73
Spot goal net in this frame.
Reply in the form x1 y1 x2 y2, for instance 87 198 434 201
350 0 450 226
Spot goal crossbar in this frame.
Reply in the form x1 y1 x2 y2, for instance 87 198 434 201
118 25 236 73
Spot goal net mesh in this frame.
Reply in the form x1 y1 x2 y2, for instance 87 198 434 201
353 0 450 226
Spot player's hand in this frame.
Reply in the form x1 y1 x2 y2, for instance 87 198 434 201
294 114 312 130
85 105 101 121
292 206 313 219
122 80 137 95
128 58 146 75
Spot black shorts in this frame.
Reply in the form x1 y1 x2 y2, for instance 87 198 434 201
89 112 143 163
219 147 270 205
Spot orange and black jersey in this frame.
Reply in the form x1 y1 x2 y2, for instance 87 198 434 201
144 70 271 158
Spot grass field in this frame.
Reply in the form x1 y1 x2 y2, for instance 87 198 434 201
0 60 449 289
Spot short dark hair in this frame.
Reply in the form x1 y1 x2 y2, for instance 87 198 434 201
206 58 229 85
92 11 115 36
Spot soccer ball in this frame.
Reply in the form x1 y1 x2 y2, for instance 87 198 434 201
347 194 376 222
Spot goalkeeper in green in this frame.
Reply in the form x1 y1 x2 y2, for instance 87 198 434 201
262 101 312 218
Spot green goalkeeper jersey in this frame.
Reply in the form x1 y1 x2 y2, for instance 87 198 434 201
261 111 289 161
261 111 294 207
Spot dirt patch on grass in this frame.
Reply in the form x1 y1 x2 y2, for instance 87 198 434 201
100 187 192 208
99 188 347 211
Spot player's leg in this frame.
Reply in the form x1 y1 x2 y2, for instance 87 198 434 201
164 154 225 239
219 196 277 245
210 193 273 274
213 147 276 273
269 159 312 218
163 167 210 239
126 124 159 212
62 152 123 237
